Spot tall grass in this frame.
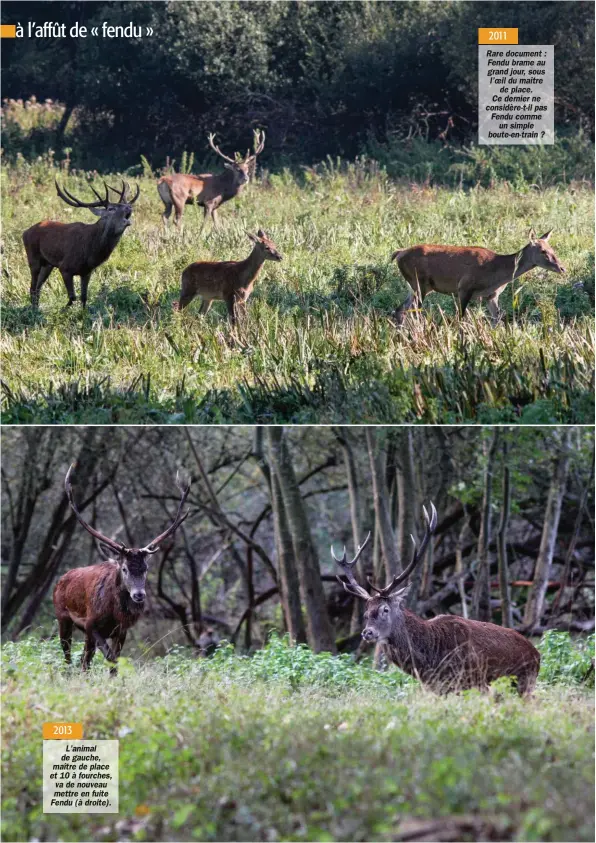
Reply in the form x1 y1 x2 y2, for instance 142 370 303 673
2 634 594 842
1 157 593 423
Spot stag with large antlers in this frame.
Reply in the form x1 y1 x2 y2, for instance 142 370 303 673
157 129 265 229
53 464 190 673
22 179 140 308
332 504 540 695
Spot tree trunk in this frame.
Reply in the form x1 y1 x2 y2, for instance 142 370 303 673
267 450 307 644
394 429 421 607
524 430 572 629
366 428 400 582
472 430 499 622
497 439 513 628
334 427 365 633
267 427 335 653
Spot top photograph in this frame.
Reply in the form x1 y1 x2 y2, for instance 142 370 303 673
1 0 594 425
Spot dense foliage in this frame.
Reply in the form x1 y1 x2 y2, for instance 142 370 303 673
1 1 594 169
2 633 594 842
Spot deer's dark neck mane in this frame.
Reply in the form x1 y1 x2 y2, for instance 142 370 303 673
96 562 145 628
219 167 246 200
384 609 443 679
84 219 124 268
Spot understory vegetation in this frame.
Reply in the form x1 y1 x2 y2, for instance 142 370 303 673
1 156 594 424
2 633 593 843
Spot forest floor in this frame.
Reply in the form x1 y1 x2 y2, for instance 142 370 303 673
1 162 594 424
2 634 594 842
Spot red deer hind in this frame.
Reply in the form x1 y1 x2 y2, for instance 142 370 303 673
157 129 265 229
174 229 282 324
392 229 566 323
23 180 139 308
54 464 190 673
332 504 540 695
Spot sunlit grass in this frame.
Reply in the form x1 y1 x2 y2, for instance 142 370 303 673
2 162 594 423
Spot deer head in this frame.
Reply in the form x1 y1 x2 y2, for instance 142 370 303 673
65 464 190 604
208 129 265 186
55 179 140 235
525 229 566 275
246 228 283 262
332 503 437 643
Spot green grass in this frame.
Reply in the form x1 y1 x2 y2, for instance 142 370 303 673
2 633 594 842
1 160 594 423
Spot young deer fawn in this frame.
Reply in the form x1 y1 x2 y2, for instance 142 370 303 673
174 229 282 324
392 229 566 323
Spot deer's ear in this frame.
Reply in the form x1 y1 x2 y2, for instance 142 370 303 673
257 228 266 238
392 584 411 604
539 229 553 241
246 232 259 243
89 207 105 217
97 541 115 561
224 162 235 171
528 228 537 243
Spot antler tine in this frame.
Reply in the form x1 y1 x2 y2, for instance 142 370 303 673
106 180 126 203
142 472 191 553
90 183 108 204
247 129 266 161
55 180 106 209
207 132 236 164
378 502 438 597
331 531 371 601
128 182 140 204
65 463 124 553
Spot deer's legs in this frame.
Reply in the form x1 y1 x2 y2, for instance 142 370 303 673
211 208 220 229
109 631 127 677
225 295 238 326
486 293 501 325
174 201 184 227
59 270 77 306
81 634 97 670
458 287 475 318
199 299 212 315
174 273 198 312
162 202 173 224
83 625 115 670
80 274 92 308
58 617 73 665
30 264 53 308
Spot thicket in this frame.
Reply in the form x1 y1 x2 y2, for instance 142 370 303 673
1 1 594 172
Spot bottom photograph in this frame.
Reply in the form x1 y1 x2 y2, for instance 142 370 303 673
1 425 594 843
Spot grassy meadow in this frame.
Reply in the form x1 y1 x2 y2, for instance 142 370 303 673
1 157 594 424
1 633 594 842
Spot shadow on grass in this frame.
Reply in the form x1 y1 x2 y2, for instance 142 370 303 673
2 347 593 425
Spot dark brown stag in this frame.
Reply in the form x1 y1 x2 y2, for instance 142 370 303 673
332 504 540 695
157 129 265 228
23 180 139 308
53 464 190 673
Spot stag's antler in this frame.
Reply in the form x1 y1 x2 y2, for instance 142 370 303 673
65 463 125 553
368 503 438 597
245 129 265 162
207 133 237 164
331 532 371 601
106 180 140 205
56 180 109 209
141 471 191 553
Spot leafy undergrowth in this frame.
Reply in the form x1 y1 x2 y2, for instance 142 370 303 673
2 633 594 842
1 161 594 423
